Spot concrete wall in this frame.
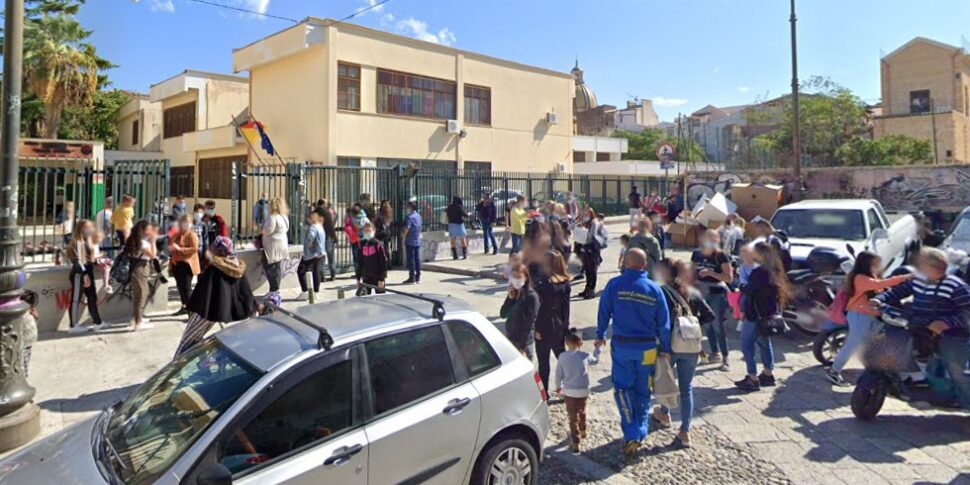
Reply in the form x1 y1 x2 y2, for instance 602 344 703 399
117 97 162 152
686 164 970 213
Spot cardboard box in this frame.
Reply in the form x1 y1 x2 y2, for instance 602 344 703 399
691 192 736 227
668 222 700 247
732 183 783 221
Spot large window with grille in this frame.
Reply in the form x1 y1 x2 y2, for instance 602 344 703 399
377 69 456 120
163 102 196 139
198 157 244 199
464 85 491 125
171 166 195 197
338 62 361 111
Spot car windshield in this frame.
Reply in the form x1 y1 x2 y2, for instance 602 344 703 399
771 209 866 240
949 215 970 241
102 340 262 485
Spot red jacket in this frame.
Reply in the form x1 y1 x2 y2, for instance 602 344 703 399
344 215 360 245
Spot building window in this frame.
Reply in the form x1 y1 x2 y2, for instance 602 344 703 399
198 156 244 199
338 62 361 111
573 151 586 163
910 90 931 114
170 166 195 197
337 157 361 167
376 158 457 173
377 69 456 120
464 161 492 173
132 120 139 146
596 152 611 162
464 85 491 125
163 102 197 139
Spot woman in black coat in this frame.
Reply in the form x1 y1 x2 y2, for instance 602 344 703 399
174 236 256 357
532 250 572 392
500 261 540 359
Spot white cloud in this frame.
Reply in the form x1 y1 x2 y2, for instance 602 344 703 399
397 17 456 46
149 0 175 13
242 0 271 15
711 66 721 74
653 97 688 108
738 86 750 93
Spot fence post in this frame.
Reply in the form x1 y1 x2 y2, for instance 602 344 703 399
230 161 240 242
287 162 306 244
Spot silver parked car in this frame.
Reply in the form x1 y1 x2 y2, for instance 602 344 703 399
0 293 549 485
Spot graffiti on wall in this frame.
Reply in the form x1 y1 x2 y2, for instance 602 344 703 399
685 172 746 209
867 168 970 211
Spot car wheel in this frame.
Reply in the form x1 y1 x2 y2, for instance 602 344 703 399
471 437 538 485
851 371 888 421
812 327 847 367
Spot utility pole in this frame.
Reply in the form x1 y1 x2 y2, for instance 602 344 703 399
790 0 802 179
930 98 939 164
0 0 39 453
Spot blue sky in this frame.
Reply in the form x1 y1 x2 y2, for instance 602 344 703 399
82 0 969 121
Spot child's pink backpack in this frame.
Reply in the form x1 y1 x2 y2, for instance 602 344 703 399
827 288 849 326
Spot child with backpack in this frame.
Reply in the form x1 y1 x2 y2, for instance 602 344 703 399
824 251 912 386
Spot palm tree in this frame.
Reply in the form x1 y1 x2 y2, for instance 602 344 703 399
2 0 112 138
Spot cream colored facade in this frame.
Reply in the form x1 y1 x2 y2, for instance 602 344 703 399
874 37 970 163
117 94 162 152
233 18 574 173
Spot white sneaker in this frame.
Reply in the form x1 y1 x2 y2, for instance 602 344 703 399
295 292 309 301
67 325 92 335
142 318 151 324
136 322 155 331
90 323 107 332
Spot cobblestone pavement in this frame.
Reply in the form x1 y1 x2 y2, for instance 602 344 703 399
19 222 970 484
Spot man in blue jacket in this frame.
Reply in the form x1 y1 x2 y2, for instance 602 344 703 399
596 248 671 457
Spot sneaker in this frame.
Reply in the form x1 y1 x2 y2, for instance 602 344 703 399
172 308 188 317
67 325 92 335
570 440 581 453
735 376 761 392
719 358 730 371
650 412 672 430
136 322 155 331
295 292 309 302
402 278 415 285
672 432 691 449
105 285 114 295
825 368 849 387
90 323 107 332
623 440 640 457
142 318 151 324
758 373 776 387
698 351 710 365
707 353 722 364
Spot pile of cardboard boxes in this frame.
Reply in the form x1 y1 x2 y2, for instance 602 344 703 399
667 183 784 247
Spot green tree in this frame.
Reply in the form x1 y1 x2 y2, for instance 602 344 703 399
58 89 129 148
836 135 932 166
2 0 114 138
612 128 708 163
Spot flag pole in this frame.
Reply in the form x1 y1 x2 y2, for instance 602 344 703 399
232 116 269 166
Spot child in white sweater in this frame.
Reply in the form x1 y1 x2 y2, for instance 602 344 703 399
554 328 601 452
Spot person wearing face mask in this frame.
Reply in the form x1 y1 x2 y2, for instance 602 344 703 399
203 200 229 247
191 204 209 263
357 222 389 296
627 218 663 277
692 229 734 370
875 248 970 409
596 248 671 457
65 220 104 334
646 210 666 251
175 237 256 357
171 195 187 220
169 214 201 315
500 262 540 359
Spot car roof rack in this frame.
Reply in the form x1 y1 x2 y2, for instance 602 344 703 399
273 307 335 350
360 284 447 321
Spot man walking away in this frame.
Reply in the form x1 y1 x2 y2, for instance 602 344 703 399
627 218 663 277
402 201 423 284
628 186 643 229
596 248 671 457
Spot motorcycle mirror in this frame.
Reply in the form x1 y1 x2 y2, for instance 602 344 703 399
845 243 856 257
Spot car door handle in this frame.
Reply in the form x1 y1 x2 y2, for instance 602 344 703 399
443 397 472 415
324 444 363 467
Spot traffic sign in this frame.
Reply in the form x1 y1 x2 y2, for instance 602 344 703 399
656 142 676 162
660 160 674 170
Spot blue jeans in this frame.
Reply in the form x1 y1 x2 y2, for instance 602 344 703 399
482 222 497 253
406 244 421 281
611 341 655 442
320 238 336 279
832 311 877 372
659 352 700 432
937 335 970 409
351 242 362 278
705 292 729 358
740 320 774 376
511 234 523 255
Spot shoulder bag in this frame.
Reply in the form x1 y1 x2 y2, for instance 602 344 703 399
668 288 703 353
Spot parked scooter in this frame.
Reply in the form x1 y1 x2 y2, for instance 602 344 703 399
783 247 849 336
851 303 965 420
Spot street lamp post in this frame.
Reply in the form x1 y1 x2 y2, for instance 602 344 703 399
0 0 40 453
790 0 801 180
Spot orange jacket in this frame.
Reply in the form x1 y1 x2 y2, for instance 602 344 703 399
169 230 201 275
846 274 910 316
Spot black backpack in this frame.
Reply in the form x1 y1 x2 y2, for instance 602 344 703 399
109 252 132 285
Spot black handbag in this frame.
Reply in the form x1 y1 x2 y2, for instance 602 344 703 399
758 315 789 337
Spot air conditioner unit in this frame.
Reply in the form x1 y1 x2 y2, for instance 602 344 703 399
546 112 559 125
447 120 461 134
556 162 567 173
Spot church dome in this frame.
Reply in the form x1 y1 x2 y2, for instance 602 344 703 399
571 60 597 112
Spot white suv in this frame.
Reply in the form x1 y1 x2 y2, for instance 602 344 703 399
0 293 549 485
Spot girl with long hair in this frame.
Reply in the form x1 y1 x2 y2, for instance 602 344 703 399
125 220 157 331
500 262 540 359
651 258 715 448
261 197 290 295
533 250 572 392
736 242 790 391
578 207 606 299
169 213 201 315
825 251 911 386
65 220 103 333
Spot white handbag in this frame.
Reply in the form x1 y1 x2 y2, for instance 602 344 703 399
670 290 703 354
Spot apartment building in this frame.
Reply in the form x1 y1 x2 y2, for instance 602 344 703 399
232 18 574 173
874 37 970 163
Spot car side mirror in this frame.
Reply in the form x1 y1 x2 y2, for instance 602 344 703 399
197 463 233 485
869 228 890 252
